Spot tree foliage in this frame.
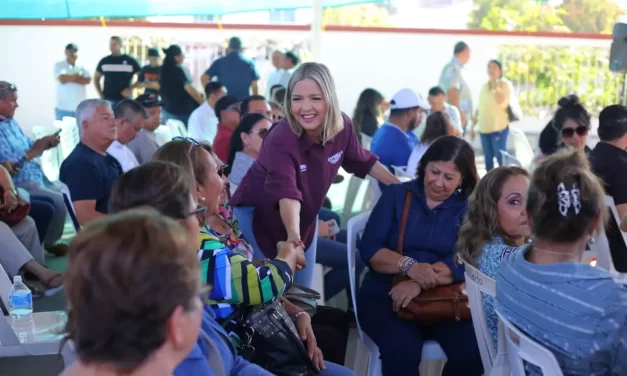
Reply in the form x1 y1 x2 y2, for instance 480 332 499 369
323 3 392 27
468 0 624 34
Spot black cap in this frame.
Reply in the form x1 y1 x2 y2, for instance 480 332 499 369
228 37 242 50
135 93 163 108
147 47 160 57
214 95 240 122
65 43 78 51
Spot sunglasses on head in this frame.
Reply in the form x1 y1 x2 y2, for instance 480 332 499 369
0 82 17 93
173 136 201 151
561 126 588 138
249 128 269 139
272 113 283 123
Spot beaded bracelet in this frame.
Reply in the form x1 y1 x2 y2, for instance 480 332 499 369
397 256 415 274
402 259 416 275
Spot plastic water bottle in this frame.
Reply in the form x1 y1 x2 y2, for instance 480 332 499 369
8 276 33 319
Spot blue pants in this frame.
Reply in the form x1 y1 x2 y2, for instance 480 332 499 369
54 108 76 121
233 206 319 288
358 291 483 376
29 196 56 244
479 126 509 171
320 361 355 376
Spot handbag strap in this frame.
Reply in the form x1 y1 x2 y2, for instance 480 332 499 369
396 191 413 255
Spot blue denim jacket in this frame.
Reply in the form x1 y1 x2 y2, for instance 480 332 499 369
174 305 272 376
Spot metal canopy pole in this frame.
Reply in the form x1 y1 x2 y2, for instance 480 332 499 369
311 0 323 62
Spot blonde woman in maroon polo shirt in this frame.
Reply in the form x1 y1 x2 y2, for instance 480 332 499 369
231 62 399 287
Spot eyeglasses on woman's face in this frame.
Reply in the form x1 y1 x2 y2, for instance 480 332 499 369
187 204 207 227
249 128 269 139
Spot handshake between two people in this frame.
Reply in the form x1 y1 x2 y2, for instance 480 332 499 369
276 238 307 273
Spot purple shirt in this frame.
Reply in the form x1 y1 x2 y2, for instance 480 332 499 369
230 113 378 257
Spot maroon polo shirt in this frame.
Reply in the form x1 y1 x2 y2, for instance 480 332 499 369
230 113 378 257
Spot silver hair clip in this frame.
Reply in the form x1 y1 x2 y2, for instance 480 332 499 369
557 182 581 217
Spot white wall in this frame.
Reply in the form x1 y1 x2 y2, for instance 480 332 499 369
0 24 610 137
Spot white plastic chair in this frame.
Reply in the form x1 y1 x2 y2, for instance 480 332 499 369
167 119 187 138
391 165 414 180
31 126 61 182
58 182 80 232
500 150 522 167
508 125 534 169
56 119 80 163
464 262 507 376
346 212 446 376
0 263 69 361
496 311 564 376
591 196 627 281
360 133 372 151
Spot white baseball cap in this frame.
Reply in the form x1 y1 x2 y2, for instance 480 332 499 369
389 88 431 111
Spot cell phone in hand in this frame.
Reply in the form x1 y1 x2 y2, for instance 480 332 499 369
328 219 340 237
52 129 62 137
14 157 26 169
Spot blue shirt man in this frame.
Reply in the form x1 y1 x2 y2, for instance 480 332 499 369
371 88 428 190
202 37 260 100
439 41 473 130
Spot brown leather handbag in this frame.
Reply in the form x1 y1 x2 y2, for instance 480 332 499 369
0 187 30 227
392 191 471 322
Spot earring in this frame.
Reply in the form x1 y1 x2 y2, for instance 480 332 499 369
199 196 206 204
588 236 596 245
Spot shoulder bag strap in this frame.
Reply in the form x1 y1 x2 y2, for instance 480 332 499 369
396 191 413 255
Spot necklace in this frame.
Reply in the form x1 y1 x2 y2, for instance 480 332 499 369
531 246 582 262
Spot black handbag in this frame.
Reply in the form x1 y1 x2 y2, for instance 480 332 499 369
507 105 519 123
230 301 317 376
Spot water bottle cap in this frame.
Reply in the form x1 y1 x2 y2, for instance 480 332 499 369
13 276 22 283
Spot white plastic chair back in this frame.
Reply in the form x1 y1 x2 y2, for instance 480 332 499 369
360 133 372 151
391 165 414 180
167 119 187 138
593 196 627 278
364 175 381 211
31 126 60 181
508 125 534 169
496 311 564 376
464 262 497 374
0 264 13 310
57 119 80 162
342 174 363 223
58 182 80 232
500 150 522 167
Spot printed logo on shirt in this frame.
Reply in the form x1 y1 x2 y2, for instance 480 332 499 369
101 64 134 73
300 164 307 172
328 151 343 165
500 246 518 261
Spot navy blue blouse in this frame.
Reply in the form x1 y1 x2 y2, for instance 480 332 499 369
359 180 468 296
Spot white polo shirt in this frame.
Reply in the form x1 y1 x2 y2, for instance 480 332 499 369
54 60 90 112
106 141 139 172
188 101 219 143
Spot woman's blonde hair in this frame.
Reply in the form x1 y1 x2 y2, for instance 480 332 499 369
285 62 343 144
528 149 607 242
456 166 529 266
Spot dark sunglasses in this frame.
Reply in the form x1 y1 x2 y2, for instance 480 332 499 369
561 126 589 138
218 165 229 177
249 128 269 139
0 82 17 93
272 113 284 122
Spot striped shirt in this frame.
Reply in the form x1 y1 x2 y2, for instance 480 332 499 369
198 224 293 319
496 245 627 376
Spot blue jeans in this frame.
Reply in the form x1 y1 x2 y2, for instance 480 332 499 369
29 196 56 244
233 206 319 288
162 108 191 129
320 361 355 376
479 126 509 171
54 108 76 121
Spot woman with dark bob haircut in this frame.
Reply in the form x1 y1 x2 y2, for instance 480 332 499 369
357 135 483 376
61 209 204 376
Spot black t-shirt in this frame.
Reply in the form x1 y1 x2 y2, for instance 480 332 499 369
590 141 627 272
96 54 141 102
138 64 161 95
59 143 123 215
160 65 197 116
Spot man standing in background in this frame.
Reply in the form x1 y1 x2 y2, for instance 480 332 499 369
201 36 260 100
439 41 473 133
54 43 91 120
135 47 161 95
94 36 141 104
265 49 285 98
279 51 300 87
188 82 226 143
